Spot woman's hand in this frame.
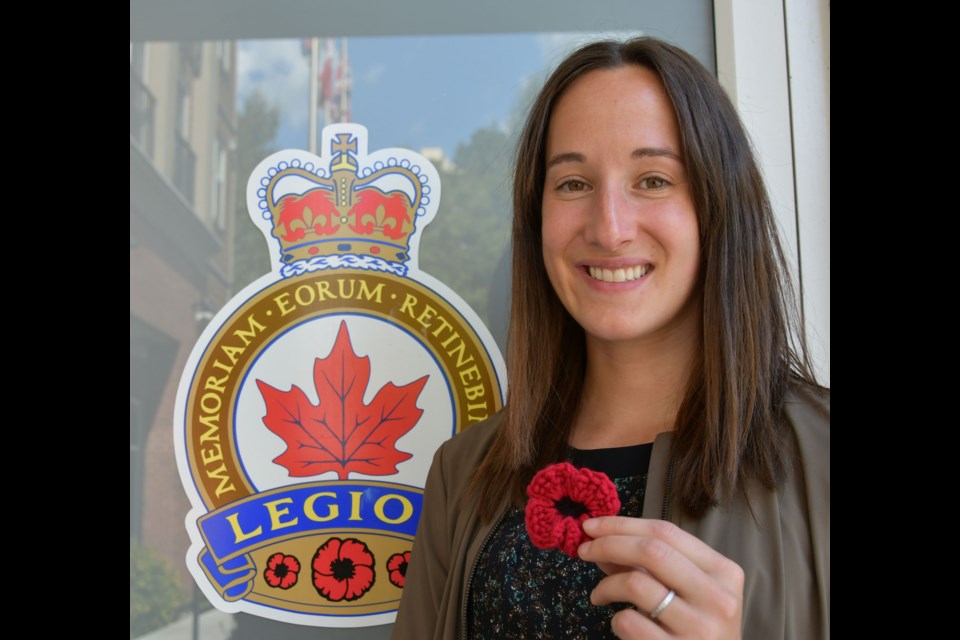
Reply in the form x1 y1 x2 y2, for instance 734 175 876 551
578 516 744 639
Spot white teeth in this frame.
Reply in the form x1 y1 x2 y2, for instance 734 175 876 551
588 265 649 282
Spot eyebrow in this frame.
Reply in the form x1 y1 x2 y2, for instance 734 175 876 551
545 147 682 169
545 152 585 169
632 147 682 162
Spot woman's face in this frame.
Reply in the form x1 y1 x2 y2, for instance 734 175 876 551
541 65 702 348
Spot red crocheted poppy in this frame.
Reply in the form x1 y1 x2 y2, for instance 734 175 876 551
524 462 620 557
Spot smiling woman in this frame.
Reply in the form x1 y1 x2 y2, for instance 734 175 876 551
392 36 829 640
131 1 827 638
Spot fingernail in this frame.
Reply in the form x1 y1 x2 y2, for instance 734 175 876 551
582 518 597 533
578 541 591 557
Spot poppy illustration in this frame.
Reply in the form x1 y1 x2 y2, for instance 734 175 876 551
312 537 376 602
263 552 300 589
524 462 620 557
386 551 411 589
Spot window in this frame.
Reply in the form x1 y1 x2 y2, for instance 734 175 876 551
216 39 231 76
174 72 195 203
210 135 228 230
130 41 147 79
130 42 154 156
131 3 725 638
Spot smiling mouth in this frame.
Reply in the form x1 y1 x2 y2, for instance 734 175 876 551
587 265 651 283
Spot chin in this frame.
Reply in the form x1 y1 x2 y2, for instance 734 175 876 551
578 319 647 343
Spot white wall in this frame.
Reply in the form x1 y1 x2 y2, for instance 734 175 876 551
714 0 830 387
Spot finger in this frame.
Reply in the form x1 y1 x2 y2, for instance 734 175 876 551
583 516 729 574
579 531 712 607
594 572 702 639
594 560 634 576
590 566 684 624
609 607 672 640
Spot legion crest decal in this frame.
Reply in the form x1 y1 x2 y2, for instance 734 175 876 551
174 123 507 627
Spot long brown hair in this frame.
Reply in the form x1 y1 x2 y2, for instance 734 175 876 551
471 37 823 522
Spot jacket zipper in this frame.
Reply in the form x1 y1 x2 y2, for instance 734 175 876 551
460 507 509 639
660 458 674 521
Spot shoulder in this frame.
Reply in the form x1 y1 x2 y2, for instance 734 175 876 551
778 383 830 636
783 382 830 457
779 382 829 549
784 382 830 418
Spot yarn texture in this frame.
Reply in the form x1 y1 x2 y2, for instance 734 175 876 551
524 462 621 557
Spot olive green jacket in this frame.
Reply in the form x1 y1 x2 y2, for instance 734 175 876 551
392 387 829 640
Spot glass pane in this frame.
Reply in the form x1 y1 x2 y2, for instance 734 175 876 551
130 4 714 638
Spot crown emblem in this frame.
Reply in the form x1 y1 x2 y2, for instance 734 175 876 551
251 124 437 278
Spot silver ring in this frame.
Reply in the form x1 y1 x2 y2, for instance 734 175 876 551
649 589 676 620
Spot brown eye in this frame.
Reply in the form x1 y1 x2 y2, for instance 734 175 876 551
560 179 588 192
639 176 669 190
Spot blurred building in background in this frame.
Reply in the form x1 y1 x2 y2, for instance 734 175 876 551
130 39 239 588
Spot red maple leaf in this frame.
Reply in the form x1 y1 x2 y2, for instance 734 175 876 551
256 321 428 479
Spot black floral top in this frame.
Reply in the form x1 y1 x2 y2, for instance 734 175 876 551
466 443 653 640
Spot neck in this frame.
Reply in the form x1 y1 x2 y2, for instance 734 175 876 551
569 331 698 449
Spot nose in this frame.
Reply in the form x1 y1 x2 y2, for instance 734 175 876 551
585 184 634 250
